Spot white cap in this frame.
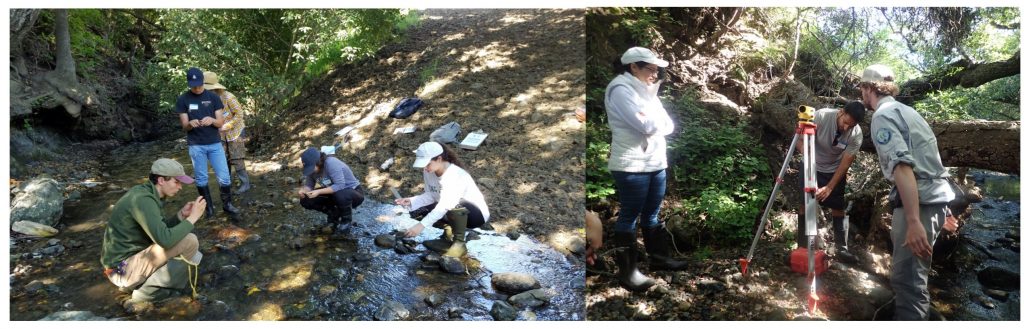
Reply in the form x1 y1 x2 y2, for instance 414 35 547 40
621 47 668 67
412 142 443 168
860 64 896 84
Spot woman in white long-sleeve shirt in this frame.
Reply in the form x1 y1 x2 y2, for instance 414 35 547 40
397 142 489 257
604 47 687 291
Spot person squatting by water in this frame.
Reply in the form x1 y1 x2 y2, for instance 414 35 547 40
204 71 252 194
604 46 687 291
795 101 866 265
298 147 365 236
397 142 490 258
100 158 205 303
860 64 955 320
176 67 241 222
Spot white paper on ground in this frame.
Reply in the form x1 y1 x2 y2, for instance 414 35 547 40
393 126 416 134
459 130 488 150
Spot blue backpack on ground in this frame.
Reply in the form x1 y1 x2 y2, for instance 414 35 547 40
389 97 424 119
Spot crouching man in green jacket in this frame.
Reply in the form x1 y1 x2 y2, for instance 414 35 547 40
100 158 207 303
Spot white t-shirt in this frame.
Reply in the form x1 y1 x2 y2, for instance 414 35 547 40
409 164 490 227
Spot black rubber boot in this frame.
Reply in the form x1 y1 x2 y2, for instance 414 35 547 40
197 186 215 218
235 166 251 194
219 185 240 216
832 215 859 264
332 206 353 236
641 223 688 271
614 232 655 292
444 208 469 257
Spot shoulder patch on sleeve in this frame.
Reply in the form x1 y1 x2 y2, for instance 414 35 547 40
875 128 893 145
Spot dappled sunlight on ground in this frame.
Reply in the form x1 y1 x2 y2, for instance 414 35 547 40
268 258 314 292
419 77 452 97
260 8 584 255
249 302 285 320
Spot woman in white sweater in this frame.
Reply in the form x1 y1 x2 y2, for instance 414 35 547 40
397 142 489 258
604 47 687 291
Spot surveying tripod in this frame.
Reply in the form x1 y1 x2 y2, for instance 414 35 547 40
740 105 822 314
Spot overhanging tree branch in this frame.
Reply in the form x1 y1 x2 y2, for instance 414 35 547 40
897 50 1021 105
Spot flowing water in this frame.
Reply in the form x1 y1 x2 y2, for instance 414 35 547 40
931 170 1020 321
9 137 585 320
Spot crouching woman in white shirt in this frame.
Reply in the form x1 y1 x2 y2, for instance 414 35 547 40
397 142 490 258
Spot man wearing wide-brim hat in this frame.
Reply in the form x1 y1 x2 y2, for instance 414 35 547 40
859 64 955 320
204 71 252 196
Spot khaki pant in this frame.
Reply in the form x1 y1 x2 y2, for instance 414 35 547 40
890 204 943 320
222 139 247 161
107 233 200 289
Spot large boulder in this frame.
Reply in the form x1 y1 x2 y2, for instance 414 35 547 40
489 301 517 321
491 272 541 294
978 267 1020 291
10 176 65 228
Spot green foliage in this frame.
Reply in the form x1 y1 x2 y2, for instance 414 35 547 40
418 57 441 85
614 8 661 47
669 91 771 243
140 9 415 135
307 9 420 76
691 246 713 262
585 120 616 204
916 76 1021 121
586 63 613 111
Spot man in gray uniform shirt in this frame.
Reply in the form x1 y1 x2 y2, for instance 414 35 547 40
859 64 955 320
796 101 866 265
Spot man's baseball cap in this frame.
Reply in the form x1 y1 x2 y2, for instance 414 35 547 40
300 147 320 177
151 158 194 184
859 64 895 85
621 47 668 67
186 67 204 88
412 142 443 168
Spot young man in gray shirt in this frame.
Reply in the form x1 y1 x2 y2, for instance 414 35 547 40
797 101 866 264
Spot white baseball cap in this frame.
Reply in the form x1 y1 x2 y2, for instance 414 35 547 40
860 64 896 84
412 142 443 168
621 47 668 67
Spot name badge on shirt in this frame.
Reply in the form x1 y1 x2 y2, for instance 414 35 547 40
188 104 199 112
315 176 333 189
835 140 848 150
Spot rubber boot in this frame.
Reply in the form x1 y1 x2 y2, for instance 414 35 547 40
423 225 454 252
332 206 353 236
444 208 469 258
197 186 215 218
832 215 859 264
219 185 240 217
614 232 655 292
641 223 688 271
235 166 251 194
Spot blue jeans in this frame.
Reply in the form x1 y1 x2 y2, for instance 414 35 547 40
611 170 666 233
188 143 231 187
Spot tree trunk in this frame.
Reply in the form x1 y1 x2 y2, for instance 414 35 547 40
897 51 1021 105
54 9 77 82
755 80 1020 174
9 9 41 78
859 120 1021 174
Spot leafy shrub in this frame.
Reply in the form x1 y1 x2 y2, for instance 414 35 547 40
669 92 771 243
585 120 616 204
